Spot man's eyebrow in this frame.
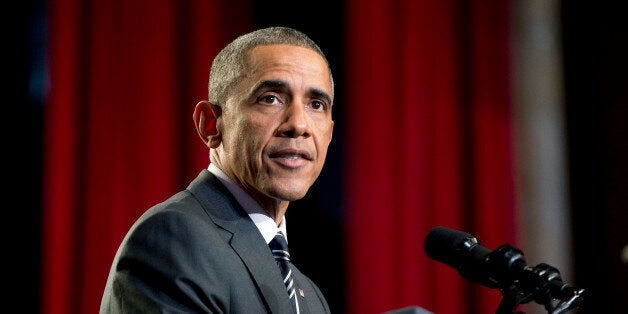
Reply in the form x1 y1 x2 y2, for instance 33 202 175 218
251 79 332 104
309 88 332 105
251 80 288 95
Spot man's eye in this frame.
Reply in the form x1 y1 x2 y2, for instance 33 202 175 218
310 100 326 111
260 95 279 104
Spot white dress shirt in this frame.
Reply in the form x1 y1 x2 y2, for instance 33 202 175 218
208 163 288 245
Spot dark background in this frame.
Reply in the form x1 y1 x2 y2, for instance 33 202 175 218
561 2 628 312
6 1 627 312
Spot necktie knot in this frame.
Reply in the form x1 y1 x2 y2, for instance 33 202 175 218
269 232 290 262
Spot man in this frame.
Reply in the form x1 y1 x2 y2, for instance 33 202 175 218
100 26 334 313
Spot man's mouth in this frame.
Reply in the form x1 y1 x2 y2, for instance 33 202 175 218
268 149 313 161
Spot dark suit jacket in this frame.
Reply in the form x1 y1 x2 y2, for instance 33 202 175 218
100 170 330 313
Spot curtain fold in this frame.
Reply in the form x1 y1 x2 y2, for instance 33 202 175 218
343 1 516 313
42 1 251 313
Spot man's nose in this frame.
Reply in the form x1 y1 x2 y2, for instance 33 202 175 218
277 102 310 138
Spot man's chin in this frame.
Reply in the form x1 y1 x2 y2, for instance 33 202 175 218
268 185 310 202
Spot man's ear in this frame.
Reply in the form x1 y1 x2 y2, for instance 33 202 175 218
329 120 334 144
193 101 222 148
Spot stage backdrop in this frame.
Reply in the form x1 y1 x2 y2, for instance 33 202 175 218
43 1 519 314
343 1 515 313
42 0 251 313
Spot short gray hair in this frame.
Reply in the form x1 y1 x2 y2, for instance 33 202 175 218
208 26 334 106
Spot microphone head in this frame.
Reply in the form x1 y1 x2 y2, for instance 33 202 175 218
424 226 476 267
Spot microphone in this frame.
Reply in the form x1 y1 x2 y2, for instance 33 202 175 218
424 226 520 289
424 226 586 313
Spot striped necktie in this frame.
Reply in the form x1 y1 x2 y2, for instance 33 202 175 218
269 231 300 313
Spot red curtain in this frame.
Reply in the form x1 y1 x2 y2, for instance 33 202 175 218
42 1 251 313
43 1 516 313
343 1 516 314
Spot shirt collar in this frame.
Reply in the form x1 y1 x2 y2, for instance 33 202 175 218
208 163 287 244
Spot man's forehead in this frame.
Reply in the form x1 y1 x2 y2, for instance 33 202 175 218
238 45 332 97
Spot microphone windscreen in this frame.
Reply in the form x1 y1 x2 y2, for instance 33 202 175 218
424 226 474 266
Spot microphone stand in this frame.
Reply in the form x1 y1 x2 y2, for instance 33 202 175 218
490 246 586 314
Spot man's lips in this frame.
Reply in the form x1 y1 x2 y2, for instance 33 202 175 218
268 148 313 162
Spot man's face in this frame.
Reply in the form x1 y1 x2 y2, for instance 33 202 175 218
217 44 334 204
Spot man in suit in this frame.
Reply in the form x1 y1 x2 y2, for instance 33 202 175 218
100 26 334 313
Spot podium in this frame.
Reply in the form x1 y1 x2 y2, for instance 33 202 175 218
383 306 434 314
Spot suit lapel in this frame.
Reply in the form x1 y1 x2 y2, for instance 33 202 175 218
188 170 295 313
230 226 295 312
